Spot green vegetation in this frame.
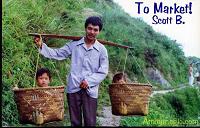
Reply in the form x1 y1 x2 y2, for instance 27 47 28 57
2 0 199 126
86 0 188 85
120 87 200 126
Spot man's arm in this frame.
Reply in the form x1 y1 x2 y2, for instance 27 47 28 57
34 36 72 60
39 43 72 60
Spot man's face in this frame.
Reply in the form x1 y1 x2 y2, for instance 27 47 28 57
37 73 50 87
85 24 100 41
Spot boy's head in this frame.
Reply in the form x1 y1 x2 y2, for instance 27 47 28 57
36 68 51 87
112 72 127 84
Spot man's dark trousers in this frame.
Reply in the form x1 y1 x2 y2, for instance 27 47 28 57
67 89 97 126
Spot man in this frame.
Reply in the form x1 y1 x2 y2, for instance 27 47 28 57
34 16 109 126
188 63 194 86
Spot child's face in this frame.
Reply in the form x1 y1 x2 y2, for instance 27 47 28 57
118 79 126 84
37 73 50 87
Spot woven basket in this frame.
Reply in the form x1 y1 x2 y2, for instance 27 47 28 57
13 86 65 125
109 83 152 116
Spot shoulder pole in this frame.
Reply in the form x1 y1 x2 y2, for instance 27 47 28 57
28 33 134 49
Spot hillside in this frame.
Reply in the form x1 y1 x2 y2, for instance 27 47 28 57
2 0 199 126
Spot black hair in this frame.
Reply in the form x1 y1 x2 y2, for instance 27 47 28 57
85 16 103 31
36 68 51 80
112 72 127 83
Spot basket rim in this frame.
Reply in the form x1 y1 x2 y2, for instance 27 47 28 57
13 85 65 92
109 82 152 87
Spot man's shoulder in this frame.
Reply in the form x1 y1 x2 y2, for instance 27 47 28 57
68 37 84 46
95 40 107 51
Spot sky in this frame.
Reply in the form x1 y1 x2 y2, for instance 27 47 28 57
113 0 200 58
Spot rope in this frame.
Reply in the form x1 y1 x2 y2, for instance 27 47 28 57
129 49 151 84
33 34 42 87
122 48 129 75
115 48 123 74
33 51 40 87
50 61 65 85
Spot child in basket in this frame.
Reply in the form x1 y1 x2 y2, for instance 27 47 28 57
36 68 51 87
112 72 127 84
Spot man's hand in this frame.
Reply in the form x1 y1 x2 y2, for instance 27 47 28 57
34 36 42 48
80 80 89 89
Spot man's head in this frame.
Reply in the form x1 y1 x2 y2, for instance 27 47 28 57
36 68 51 87
85 16 103 41
85 16 103 31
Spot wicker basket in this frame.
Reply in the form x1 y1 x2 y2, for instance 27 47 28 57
13 86 65 125
109 83 152 116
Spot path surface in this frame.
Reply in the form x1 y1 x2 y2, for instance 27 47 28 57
97 106 121 126
98 85 188 126
150 86 187 97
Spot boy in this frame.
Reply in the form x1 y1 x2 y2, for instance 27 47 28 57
36 68 51 87
112 72 127 84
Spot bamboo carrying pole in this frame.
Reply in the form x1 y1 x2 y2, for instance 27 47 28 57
29 33 133 49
